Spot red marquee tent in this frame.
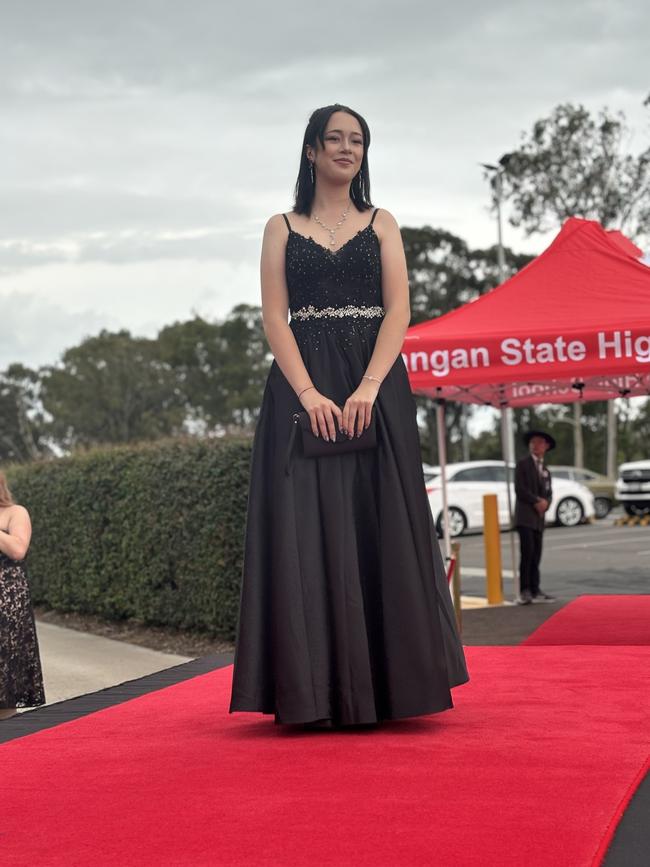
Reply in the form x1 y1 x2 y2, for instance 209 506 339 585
403 218 650 407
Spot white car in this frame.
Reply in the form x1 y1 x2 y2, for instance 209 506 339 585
616 460 650 516
424 460 595 537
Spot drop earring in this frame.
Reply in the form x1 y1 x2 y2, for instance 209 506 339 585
309 160 315 184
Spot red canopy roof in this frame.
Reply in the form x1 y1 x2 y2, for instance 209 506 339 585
403 218 650 406
606 229 644 259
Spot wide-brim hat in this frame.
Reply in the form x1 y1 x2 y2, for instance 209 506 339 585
523 430 556 451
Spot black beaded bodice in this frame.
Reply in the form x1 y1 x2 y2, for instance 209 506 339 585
284 209 384 346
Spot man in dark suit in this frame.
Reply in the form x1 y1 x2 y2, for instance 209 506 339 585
514 430 557 605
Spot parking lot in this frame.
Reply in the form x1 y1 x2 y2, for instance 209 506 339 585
455 510 650 601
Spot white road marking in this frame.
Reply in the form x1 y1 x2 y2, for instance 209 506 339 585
462 566 515 579
546 526 650 542
545 538 634 552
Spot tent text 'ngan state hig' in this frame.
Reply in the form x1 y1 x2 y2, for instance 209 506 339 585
403 218 650 407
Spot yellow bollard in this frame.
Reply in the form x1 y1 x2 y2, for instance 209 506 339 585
483 494 504 605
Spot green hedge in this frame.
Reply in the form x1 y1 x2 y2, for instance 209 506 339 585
6 437 252 640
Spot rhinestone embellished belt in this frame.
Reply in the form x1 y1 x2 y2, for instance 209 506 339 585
291 304 385 321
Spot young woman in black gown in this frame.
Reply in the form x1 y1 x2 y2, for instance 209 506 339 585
229 104 468 727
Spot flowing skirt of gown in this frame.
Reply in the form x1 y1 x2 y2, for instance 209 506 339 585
229 315 469 726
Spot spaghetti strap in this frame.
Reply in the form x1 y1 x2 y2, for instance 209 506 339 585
370 208 380 225
282 213 292 232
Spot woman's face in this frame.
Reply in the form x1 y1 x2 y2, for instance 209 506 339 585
308 111 364 182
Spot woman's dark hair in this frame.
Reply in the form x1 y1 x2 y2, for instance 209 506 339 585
293 104 373 215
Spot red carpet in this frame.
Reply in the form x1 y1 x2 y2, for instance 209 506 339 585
524 595 650 646
2 646 649 867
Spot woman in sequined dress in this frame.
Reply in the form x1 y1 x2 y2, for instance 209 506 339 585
0 472 46 719
229 104 468 727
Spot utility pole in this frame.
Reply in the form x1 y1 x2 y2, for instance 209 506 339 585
481 161 518 597
481 162 516 458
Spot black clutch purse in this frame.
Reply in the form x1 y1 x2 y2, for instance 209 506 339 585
285 409 377 475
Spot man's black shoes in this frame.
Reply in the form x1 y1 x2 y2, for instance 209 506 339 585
532 592 557 603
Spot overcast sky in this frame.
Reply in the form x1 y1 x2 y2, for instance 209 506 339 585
1 0 647 369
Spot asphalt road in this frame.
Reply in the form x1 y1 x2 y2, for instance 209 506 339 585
454 511 650 601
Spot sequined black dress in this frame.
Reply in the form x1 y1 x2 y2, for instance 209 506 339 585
0 552 46 709
229 207 468 726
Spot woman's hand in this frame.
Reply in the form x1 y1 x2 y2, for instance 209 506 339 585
342 380 380 438
299 389 344 441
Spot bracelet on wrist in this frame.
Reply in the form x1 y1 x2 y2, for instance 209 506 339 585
298 385 315 399
362 375 382 385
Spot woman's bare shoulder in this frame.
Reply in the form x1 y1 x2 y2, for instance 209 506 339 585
264 212 292 235
372 207 399 229
371 207 401 244
8 504 30 523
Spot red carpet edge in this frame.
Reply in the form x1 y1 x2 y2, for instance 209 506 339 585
593 755 650 866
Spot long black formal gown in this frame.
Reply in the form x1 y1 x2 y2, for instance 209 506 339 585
229 207 468 726
0 553 46 709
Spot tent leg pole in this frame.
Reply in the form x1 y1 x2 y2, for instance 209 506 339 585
436 399 452 562
501 407 520 600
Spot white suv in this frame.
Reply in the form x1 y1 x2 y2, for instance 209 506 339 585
616 460 650 516
424 460 595 537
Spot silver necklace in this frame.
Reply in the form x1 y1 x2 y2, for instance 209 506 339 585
312 201 352 246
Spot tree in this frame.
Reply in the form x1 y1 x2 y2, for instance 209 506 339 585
157 316 228 431
209 304 271 429
511 402 609 471
158 305 271 434
401 227 532 324
618 399 650 463
401 226 533 463
498 100 650 470
40 330 185 449
0 364 50 463
402 228 479 323
499 102 650 239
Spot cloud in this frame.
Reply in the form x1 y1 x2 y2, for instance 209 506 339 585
0 217 263 271
0 255 260 368
0 291 113 368
1 0 647 368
